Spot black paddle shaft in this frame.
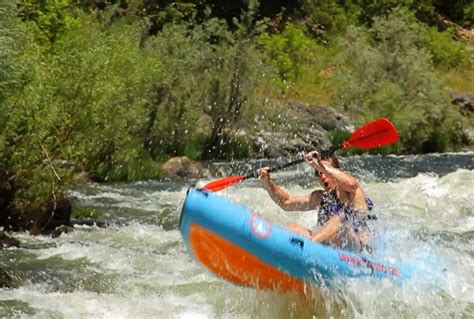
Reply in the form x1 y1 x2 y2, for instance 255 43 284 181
245 147 339 179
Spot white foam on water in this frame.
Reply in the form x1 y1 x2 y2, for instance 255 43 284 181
0 286 219 319
2 162 473 318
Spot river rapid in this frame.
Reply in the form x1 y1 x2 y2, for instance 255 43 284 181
1 153 473 318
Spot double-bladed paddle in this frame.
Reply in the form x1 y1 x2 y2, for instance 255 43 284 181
201 118 399 192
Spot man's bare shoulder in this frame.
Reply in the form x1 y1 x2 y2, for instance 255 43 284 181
309 190 324 208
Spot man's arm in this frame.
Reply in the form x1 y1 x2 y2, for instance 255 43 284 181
259 167 322 211
320 164 359 193
304 151 359 193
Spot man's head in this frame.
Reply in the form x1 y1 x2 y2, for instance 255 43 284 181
320 150 340 168
317 152 340 190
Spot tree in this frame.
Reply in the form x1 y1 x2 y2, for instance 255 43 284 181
1 12 162 231
143 1 272 160
334 8 466 153
0 0 24 227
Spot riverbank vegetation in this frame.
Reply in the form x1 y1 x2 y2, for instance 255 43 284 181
1 0 473 232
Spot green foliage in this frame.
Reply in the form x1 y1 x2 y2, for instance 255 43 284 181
0 0 23 205
357 0 413 25
0 0 22 108
259 23 315 89
92 146 163 182
299 0 353 34
3 13 161 210
434 0 474 27
356 0 474 27
423 26 469 68
329 129 351 149
334 8 466 153
42 18 160 177
142 21 214 159
328 129 353 156
143 5 271 160
410 0 437 24
71 207 101 219
138 0 197 33
204 133 254 160
183 134 207 161
465 3 474 26
202 5 271 159
18 0 84 44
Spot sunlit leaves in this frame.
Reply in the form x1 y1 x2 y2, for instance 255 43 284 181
335 8 466 153
144 10 271 160
259 24 316 89
3 12 162 209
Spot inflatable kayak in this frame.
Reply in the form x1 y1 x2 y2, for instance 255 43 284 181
179 188 437 293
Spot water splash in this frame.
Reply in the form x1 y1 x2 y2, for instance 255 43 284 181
1 155 473 318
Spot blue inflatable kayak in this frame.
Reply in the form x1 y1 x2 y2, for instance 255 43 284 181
179 189 438 293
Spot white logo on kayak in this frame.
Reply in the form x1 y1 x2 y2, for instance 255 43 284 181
250 212 272 239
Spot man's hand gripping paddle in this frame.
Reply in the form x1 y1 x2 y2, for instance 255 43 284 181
200 118 399 192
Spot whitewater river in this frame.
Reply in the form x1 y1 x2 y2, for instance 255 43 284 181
1 153 473 318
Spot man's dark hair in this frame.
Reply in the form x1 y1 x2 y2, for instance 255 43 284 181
321 149 340 168
330 154 340 168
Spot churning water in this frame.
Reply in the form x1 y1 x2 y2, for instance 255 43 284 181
1 153 473 318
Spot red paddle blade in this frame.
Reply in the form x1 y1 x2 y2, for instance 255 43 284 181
342 118 398 149
200 175 247 192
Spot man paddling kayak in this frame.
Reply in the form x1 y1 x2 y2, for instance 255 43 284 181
259 150 375 253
